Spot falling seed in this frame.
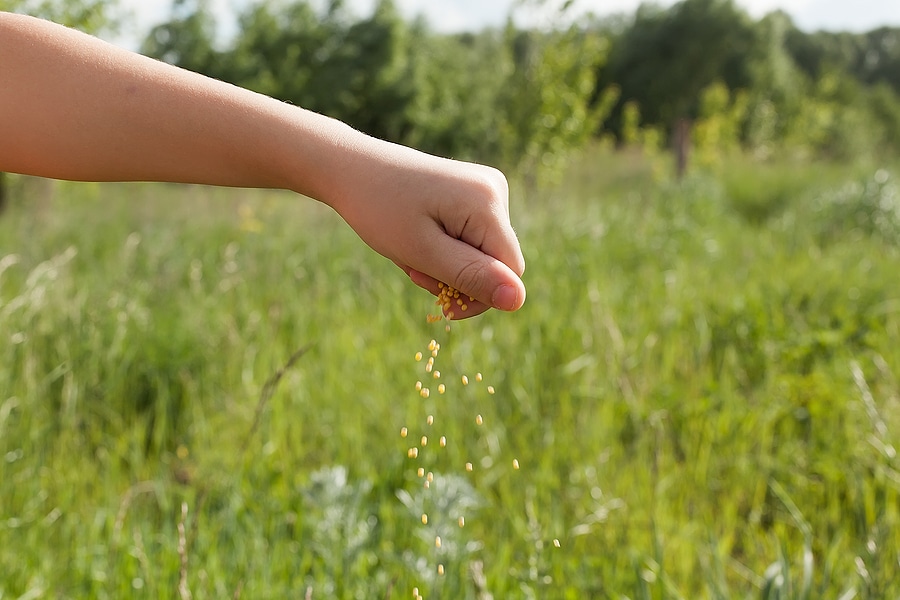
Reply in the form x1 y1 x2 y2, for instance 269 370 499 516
475 373 483 382
438 384 446 394
408 447 418 458
553 539 561 548
431 349 439 357
487 386 495 395
426 415 434 425
439 436 446 447
465 462 473 472
426 471 434 482
420 388 430 399
445 324 451 332
435 536 442 548
425 362 433 373
424 480 430 489
475 415 483 426
513 459 520 470
438 564 445 575
421 436 428 446
461 375 469 386
417 467 425 477
428 340 437 351
400 427 408 438
433 371 441 379
458 516 465 528
421 514 428 525
415 352 423 362
415 381 423 391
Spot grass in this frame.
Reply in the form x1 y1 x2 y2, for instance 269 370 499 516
2 149 900 598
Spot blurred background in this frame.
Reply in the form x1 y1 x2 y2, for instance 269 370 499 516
3 1 900 598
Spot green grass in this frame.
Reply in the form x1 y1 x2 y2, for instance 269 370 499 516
2 151 900 599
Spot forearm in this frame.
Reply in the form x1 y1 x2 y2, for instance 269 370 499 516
0 12 367 202
0 12 526 314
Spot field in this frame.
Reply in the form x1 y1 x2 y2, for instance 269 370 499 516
2 149 900 599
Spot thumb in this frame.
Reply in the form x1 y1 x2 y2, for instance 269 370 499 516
409 236 526 317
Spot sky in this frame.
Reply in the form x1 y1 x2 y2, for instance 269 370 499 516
115 0 900 49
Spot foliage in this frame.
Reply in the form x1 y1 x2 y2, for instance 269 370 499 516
0 0 119 32
596 0 756 136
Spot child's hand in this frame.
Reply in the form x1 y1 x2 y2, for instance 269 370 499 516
324 141 526 318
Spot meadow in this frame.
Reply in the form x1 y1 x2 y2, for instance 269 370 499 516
2 149 900 599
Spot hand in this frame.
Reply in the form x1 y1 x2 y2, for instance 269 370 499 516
325 139 526 318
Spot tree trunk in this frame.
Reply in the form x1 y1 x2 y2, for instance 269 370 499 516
673 118 692 180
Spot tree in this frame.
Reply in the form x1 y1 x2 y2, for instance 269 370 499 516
597 0 756 144
497 23 613 186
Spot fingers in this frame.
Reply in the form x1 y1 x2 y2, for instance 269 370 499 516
408 232 526 318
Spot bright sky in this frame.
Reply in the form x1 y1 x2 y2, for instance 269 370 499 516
115 0 900 49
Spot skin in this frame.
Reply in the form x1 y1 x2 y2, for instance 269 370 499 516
0 12 525 318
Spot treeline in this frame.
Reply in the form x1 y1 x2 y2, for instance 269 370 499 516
6 0 900 178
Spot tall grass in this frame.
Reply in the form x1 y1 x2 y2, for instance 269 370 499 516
2 151 900 598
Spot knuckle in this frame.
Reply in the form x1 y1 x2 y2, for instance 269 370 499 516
453 260 489 299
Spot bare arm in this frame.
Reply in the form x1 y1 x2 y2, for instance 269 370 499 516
0 12 525 316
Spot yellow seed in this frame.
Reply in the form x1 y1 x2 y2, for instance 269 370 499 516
425 362 433 373
461 304 468 311
431 349 439 357
475 373 483 382
465 462 473 472
435 536 442 548
445 324 451 332
415 352 423 362
475 414 483 426
433 371 441 379
420 388 430 398
400 427 408 438
415 381 423 391
439 436 446 447
553 538 561 548
513 459 520 470
417 467 425 477
487 386 495 395
461 375 469 386
456 298 463 306
438 564 444 575
421 514 427 525
438 384 446 394
426 471 434 482
408 447 418 458
421 436 428 446
426 414 434 425
424 480 430 489
428 340 437 351
458 516 465 527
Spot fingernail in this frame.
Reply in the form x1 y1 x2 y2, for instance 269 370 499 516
492 284 519 311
